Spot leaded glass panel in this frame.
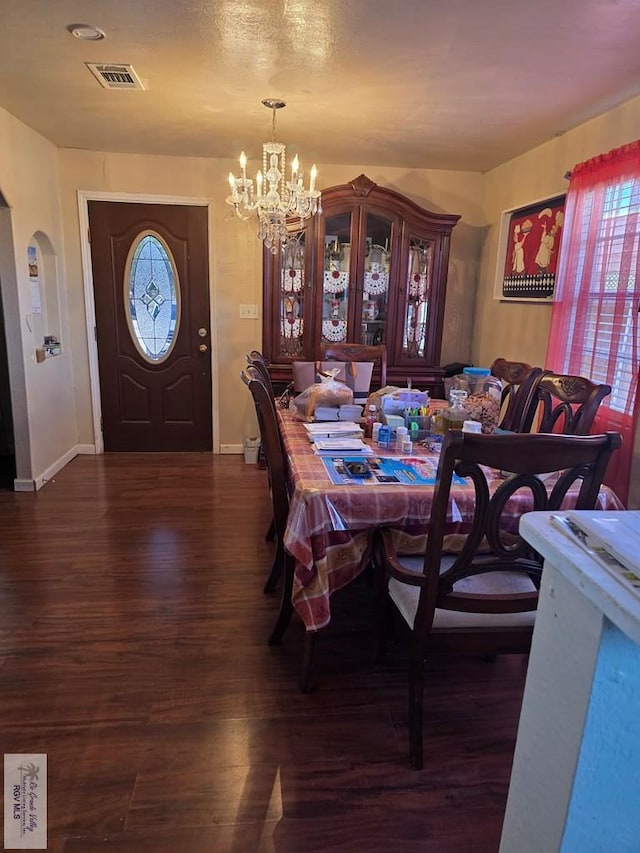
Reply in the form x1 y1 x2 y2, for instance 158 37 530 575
402 237 433 358
279 231 306 358
322 212 352 344
360 213 391 346
125 232 180 362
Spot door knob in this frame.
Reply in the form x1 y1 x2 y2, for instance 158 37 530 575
199 343 208 352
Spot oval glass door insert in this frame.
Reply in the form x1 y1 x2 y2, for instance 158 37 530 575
125 231 180 362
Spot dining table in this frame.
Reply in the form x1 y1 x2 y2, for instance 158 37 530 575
278 408 625 633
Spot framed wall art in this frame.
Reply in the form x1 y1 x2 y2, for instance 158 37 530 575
493 194 566 302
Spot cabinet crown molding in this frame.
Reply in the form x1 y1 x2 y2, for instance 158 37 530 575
349 174 376 197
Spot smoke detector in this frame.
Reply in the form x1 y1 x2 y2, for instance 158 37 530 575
86 63 145 90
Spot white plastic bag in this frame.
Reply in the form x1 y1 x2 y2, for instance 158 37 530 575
293 369 354 420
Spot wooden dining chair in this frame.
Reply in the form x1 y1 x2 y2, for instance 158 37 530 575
320 343 388 390
490 358 545 431
373 428 621 769
241 365 285 589
245 350 277 516
240 367 317 683
246 350 275 402
519 371 612 435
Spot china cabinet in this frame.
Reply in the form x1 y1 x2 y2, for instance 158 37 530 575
262 174 460 396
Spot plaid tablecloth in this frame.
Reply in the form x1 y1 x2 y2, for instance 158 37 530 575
279 410 624 631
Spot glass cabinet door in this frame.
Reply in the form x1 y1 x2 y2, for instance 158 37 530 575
262 174 459 391
401 235 434 359
360 212 392 346
278 231 308 359
321 212 352 345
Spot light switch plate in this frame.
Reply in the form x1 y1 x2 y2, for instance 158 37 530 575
239 304 259 319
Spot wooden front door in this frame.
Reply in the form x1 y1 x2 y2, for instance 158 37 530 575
88 201 212 451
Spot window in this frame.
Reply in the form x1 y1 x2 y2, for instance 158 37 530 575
563 180 639 411
547 141 640 504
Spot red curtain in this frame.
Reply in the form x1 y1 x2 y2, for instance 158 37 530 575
546 140 640 505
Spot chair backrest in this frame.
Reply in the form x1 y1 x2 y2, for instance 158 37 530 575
246 351 275 402
415 429 621 639
319 343 387 390
519 371 612 435
292 361 348 393
490 358 545 431
240 367 289 542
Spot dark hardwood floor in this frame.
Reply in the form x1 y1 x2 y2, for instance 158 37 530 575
0 454 528 852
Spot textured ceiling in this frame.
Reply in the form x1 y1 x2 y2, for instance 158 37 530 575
1 0 640 172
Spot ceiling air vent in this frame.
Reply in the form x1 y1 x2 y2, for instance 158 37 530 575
86 63 145 90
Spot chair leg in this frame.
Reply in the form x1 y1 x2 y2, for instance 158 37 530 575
371 551 390 663
265 518 276 542
268 553 295 645
263 540 284 594
268 597 293 646
375 596 396 663
299 631 317 694
408 648 425 770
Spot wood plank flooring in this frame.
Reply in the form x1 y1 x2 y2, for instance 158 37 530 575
0 454 528 852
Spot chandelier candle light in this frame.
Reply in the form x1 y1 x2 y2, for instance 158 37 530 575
226 99 322 253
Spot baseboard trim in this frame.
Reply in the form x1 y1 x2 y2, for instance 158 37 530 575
16 441 239 491
75 444 97 455
33 447 81 491
19 443 93 492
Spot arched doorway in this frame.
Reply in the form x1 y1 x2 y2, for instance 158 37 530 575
0 195 16 487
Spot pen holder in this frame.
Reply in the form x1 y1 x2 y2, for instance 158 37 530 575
404 414 432 440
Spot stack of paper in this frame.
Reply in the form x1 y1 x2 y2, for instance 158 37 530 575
304 421 364 441
311 438 373 455
314 404 364 421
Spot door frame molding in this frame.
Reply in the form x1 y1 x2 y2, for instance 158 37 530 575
78 191 219 454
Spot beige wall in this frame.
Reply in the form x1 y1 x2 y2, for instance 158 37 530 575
475 93 640 507
475 93 640 369
57 153 484 449
0 106 77 486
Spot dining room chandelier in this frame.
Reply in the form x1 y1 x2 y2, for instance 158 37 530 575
226 99 322 254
